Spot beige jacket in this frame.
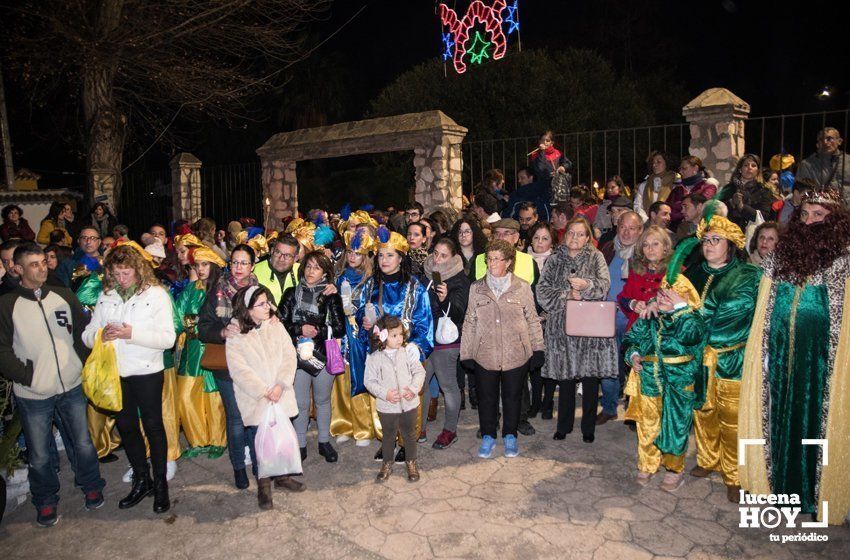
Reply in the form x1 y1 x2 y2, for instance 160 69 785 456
460 275 544 371
225 320 297 426
364 344 426 414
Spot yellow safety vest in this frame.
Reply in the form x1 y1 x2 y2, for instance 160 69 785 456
253 260 300 305
473 251 535 285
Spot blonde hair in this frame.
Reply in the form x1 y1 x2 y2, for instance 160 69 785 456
631 225 673 275
102 245 160 294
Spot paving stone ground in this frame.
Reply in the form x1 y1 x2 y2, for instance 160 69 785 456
2 402 849 559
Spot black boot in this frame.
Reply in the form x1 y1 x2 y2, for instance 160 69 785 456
469 386 478 410
153 475 170 514
318 442 338 463
118 466 153 509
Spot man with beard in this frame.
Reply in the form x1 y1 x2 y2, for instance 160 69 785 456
739 188 850 525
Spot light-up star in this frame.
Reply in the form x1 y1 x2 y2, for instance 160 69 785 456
442 32 455 61
468 31 491 65
504 1 520 34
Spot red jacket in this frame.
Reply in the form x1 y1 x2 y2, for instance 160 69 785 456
616 268 665 330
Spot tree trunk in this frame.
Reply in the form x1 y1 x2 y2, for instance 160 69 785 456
83 0 126 213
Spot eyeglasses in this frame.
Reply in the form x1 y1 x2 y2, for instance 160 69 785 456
566 230 587 238
271 250 295 260
252 301 272 309
231 260 252 267
78 236 101 242
823 136 839 143
701 236 724 246
486 256 507 263
458 229 472 236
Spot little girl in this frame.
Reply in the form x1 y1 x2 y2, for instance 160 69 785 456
364 316 426 482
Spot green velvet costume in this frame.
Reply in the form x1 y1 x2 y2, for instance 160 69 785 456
623 306 706 456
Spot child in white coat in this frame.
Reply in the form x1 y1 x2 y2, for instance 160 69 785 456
364 315 426 482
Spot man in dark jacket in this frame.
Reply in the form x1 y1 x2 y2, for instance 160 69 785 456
0 243 104 527
0 239 22 296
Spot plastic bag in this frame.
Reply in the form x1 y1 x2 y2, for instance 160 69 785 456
82 329 122 412
435 302 459 344
255 401 302 479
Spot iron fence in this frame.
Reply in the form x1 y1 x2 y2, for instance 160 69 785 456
200 162 263 228
462 109 850 193
119 168 171 237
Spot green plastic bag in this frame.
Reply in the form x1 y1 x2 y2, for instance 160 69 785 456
82 329 122 412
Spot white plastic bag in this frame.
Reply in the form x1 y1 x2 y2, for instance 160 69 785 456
435 302 459 345
255 401 302 479
745 210 765 250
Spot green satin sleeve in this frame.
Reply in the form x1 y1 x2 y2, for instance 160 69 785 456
75 274 103 307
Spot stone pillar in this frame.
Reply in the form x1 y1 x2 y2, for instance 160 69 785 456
90 166 120 212
169 153 203 222
414 137 464 215
682 88 750 185
261 159 297 231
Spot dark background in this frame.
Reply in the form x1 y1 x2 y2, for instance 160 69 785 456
3 0 849 203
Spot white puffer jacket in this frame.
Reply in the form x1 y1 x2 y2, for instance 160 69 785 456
82 284 176 377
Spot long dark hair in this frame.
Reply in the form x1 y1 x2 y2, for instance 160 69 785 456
449 218 487 255
372 249 413 296
46 201 66 223
202 262 224 296
232 285 276 333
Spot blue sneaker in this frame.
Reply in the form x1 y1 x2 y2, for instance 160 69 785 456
504 435 519 458
477 435 496 458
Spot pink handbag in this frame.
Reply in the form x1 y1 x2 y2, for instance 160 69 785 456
564 300 616 338
324 325 345 375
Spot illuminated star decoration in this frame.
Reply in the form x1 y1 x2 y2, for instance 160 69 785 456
442 32 455 61
438 1 508 74
503 0 520 34
467 31 491 65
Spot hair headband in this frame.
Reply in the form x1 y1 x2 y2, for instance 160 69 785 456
243 285 260 307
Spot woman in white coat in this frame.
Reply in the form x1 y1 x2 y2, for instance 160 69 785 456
82 243 176 514
226 285 302 510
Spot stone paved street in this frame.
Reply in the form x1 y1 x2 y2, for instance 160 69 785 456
2 404 849 559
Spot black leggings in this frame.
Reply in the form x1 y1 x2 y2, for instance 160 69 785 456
555 378 600 437
115 372 168 478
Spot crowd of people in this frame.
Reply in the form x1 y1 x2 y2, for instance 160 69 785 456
0 126 848 529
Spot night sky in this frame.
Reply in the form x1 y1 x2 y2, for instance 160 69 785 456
4 0 849 183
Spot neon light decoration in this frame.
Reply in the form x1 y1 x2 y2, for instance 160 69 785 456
439 1 516 74
441 32 455 61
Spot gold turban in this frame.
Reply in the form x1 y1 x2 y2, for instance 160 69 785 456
377 231 409 255
174 233 204 248
343 230 377 256
696 215 746 250
338 210 377 236
191 246 226 268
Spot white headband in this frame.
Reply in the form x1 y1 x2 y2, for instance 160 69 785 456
243 285 260 307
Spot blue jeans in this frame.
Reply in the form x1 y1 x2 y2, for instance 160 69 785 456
244 425 259 479
216 376 248 471
600 312 629 416
16 385 105 508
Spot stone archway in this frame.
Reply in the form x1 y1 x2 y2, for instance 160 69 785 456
256 110 468 230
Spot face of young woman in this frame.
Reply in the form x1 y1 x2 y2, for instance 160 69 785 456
8 208 20 222
346 250 364 269
378 249 402 275
651 155 667 175
45 251 58 270
432 243 453 265
248 293 272 324
302 258 326 286
176 244 190 266
679 160 698 179
740 158 759 181
605 181 620 197
757 228 779 257
486 251 510 277
565 223 589 253
111 264 138 290
641 234 667 264
230 250 253 282
531 228 553 254
407 226 426 250
94 206 105 218
195 260 212 281
385 326 404 350
457 223 473 248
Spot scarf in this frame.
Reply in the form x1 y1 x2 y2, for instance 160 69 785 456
681 172 704 188
486 272 512 300
526 247 552 272
543 146 562 167
215 272 258 318
292 280 328 324
409 247 428 270
641 170 675 210
91 214 111 237
423 254 464 285
613 236 636 279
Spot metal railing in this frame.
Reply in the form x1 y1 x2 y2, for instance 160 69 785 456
462 109 850 192
119 168 171 236
200 162 263 229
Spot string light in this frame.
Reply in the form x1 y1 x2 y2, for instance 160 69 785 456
438 1 511 74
